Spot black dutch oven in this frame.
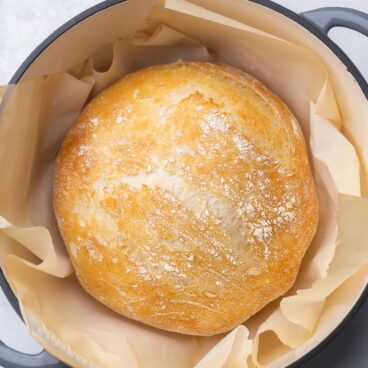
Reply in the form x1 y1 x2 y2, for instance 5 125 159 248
0 1 367 367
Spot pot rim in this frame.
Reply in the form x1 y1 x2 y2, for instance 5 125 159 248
3 1 368 367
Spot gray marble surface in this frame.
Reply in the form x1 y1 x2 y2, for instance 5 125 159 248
0 1 367 367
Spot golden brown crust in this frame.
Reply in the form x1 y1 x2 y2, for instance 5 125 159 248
53 62 318 336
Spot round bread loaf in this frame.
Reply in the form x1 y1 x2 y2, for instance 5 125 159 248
54 62 318 336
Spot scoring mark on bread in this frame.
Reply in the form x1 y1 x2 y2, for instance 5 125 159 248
99 166 248 254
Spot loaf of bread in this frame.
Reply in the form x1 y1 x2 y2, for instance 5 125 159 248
54 62 318 336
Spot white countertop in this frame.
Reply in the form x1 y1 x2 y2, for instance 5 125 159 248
0 1 367 367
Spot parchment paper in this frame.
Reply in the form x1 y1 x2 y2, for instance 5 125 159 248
0 0 367 367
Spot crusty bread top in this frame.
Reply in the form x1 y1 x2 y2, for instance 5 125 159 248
54 62 318 336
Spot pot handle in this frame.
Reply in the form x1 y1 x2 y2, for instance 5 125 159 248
0 269 68 368
300 7 368 36
0 342 66 368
